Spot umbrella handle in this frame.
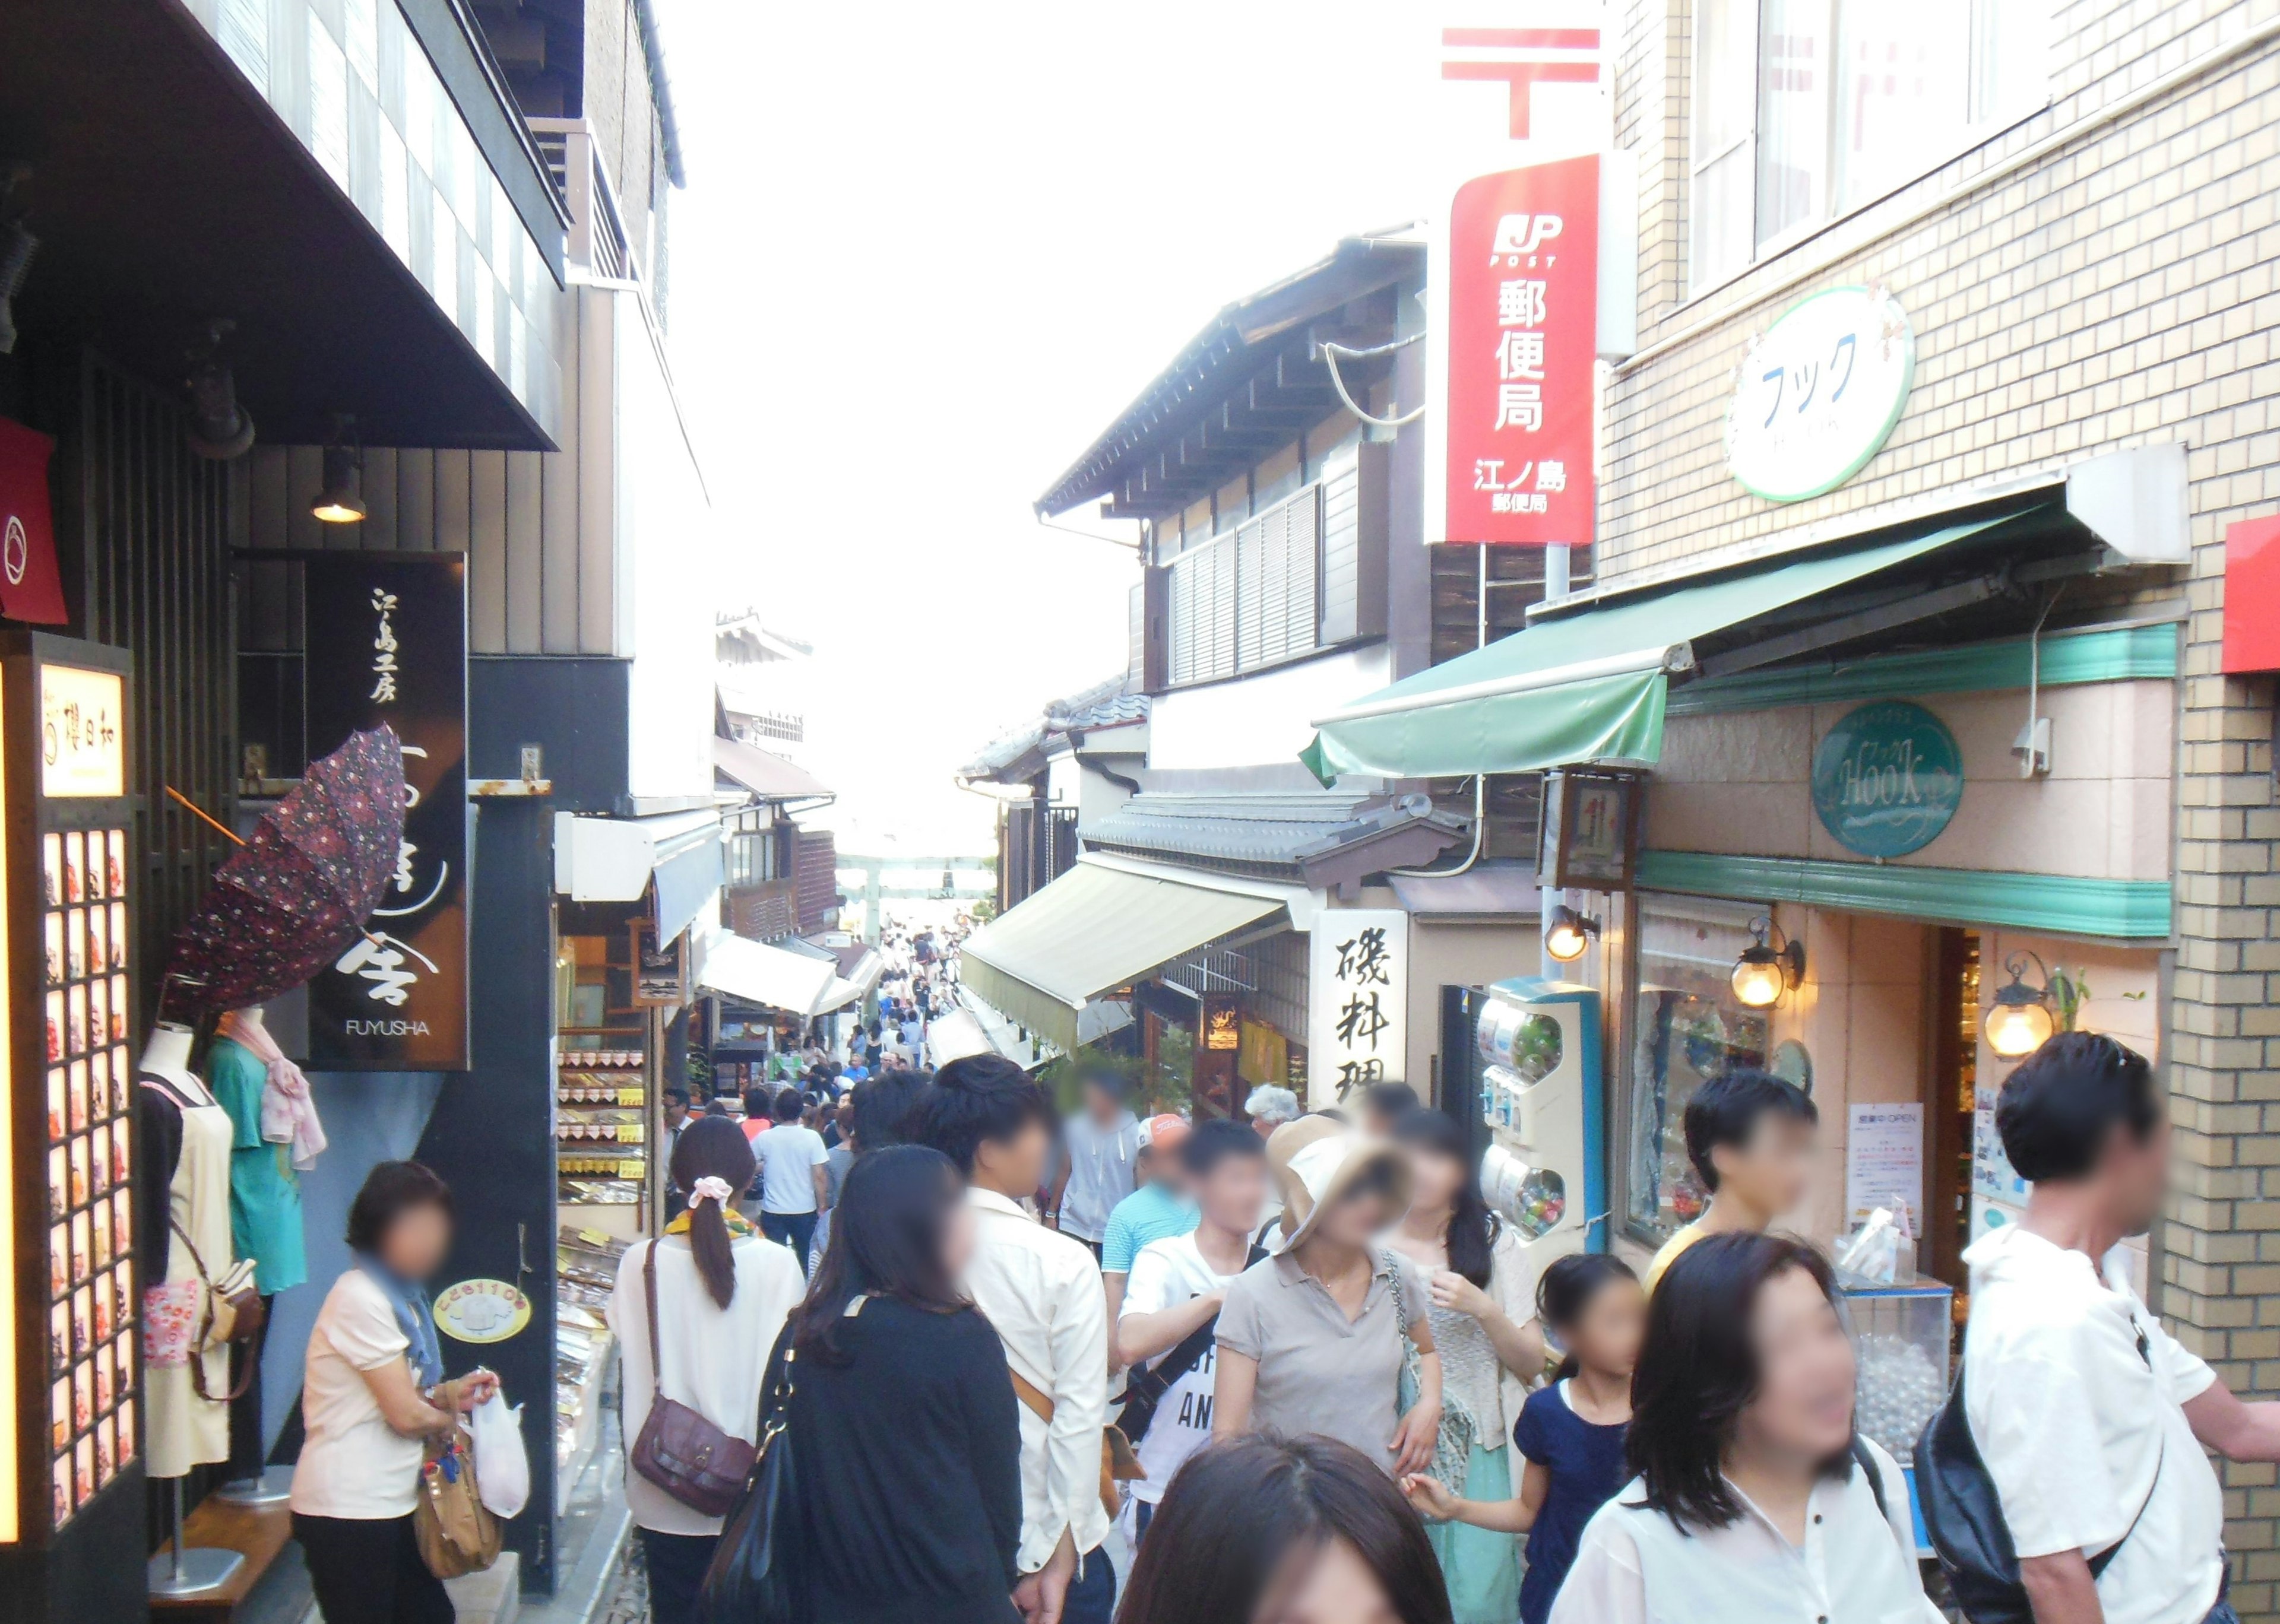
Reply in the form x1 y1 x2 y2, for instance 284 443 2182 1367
165 786 246 848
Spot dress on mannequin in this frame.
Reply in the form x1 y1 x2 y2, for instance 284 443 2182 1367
207 1006 306 1485
138 1022 235 1479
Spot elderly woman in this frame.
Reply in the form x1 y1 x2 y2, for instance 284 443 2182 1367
1212 1117 1443 1476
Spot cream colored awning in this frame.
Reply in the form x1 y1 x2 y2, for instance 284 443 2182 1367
960 859 1282 1052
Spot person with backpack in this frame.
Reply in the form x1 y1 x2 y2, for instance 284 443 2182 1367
1112 1119 1270 1549
1940 1032 2280 1624
1551 1232 1937 1624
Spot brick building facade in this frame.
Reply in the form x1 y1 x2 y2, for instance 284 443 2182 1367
1604 0 2280 1605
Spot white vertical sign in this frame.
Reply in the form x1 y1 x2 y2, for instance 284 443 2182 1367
1307 910 1411 1111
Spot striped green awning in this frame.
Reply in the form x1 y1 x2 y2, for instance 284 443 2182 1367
1302 516 2012 783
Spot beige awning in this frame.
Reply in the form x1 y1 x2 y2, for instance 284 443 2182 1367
960 859 1282 1052
712 736 834 802
696 933 837 1016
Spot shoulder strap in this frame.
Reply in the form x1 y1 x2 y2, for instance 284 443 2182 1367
2088 1433 2163 1580
1850 1435 1890 1524
169 1216 214 1287
1010 1368 1054 1425
641 1242 666 1402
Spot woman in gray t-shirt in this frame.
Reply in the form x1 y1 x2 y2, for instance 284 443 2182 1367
1212 1119 1443 1474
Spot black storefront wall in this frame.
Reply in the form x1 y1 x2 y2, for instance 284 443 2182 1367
413 795 560 1590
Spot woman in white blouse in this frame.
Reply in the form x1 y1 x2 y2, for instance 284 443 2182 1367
1551 1232 1941 1624
610 1116 806 1624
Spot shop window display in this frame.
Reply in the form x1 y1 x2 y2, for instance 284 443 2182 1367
1625 899 1772 1241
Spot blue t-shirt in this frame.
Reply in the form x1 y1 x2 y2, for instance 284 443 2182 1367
1099 1181 1198 1273
1511 1381 1630 1624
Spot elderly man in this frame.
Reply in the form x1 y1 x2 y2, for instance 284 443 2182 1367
1242 1085 1302 1248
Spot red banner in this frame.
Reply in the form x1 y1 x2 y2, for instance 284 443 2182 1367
0 417 68 624
1442 155 1598 547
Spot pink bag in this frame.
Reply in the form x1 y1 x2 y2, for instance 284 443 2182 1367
142 1278 200 1368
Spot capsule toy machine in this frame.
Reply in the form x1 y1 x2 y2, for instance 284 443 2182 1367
1440 978 1605 1263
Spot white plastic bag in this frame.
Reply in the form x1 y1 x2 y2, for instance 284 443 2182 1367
469 1391 530 1520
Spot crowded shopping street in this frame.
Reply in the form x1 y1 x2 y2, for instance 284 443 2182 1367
5 1 2280 1622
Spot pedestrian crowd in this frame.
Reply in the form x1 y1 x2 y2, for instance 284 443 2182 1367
301 912 2279 1624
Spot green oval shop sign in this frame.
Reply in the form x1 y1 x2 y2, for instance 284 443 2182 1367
1810 701 1962 858
1726 285 1915 503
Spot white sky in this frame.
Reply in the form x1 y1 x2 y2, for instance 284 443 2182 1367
654 1 1600 856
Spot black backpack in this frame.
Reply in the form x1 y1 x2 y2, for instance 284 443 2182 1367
1914 1359 2158 1624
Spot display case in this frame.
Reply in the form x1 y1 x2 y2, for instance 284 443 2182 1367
1840 1274 1952 1555
0 635 144 1623
553 1224 625 1513
1441 979 1606 1259
556 1043 647 1211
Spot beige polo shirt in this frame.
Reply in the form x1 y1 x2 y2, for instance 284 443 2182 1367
1215 1248 1430 1473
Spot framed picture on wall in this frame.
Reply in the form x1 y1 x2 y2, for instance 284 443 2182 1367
1538 769 1646 892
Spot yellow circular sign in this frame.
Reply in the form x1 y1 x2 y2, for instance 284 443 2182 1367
434 1277 533 1344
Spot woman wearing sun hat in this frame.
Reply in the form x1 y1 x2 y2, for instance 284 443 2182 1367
1209 1116 1445 1475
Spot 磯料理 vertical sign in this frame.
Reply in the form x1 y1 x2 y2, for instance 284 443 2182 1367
1440 154 1600 547
303 555 468 1069
1306 910 1409 1111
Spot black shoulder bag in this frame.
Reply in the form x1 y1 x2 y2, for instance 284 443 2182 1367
697 1330 808 1624
1116 1244 1266 1446
1915 1356 2162 1624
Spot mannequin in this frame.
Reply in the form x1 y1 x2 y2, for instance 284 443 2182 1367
137 1020 235 1479
205 1004 308 1502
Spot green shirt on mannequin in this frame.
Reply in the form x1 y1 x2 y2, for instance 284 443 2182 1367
205 1036 308 1295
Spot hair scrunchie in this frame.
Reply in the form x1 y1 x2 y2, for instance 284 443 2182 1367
688 1175 733 1207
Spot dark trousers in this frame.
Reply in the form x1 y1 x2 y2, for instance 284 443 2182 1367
293 1512 454 1624
762 1210 819 1276
640 1528 720 1624
1063 1545 1115 1624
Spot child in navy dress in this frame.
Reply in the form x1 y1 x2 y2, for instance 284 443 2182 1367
1404 1253 1645 1624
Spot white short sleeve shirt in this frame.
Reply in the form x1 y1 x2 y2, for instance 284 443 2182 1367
1963 1224 2224 1624
290 1270 424 1519
1120 1235 1244 1502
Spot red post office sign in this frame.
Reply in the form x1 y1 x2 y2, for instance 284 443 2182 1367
1440 154 1599 547
2222 515 2280 674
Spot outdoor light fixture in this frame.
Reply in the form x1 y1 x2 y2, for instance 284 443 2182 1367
312 417 366 524
185 320 255 461
1543 904 1600 963
1983 950 2056 1058
1730 915 1804 1008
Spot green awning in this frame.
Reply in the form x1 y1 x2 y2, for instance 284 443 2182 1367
960 861 1284 1052
1302 516 2010 782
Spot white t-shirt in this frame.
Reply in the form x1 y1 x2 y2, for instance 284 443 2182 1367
752 1123 830 1214
290 1270 425 1518
1963 1224 2224 1624
1120 1233 1244 1503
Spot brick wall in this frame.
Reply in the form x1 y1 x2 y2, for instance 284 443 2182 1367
1609 0 2280 1605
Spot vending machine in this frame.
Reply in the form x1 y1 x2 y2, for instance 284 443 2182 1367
1439 978 1606 1257
0 633 141 1624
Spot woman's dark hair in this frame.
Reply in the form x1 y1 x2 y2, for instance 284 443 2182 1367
790 1144 967 1364
743 1086 772 1121
1114 1433 1452 1624
1391 1108 1497 1288
345 1160 453 1255
909 1054 1051 1176
1626 1231 1845 1531
672 1116 758 1311
853 1070 933 1153
1535 1252 1639 1380
1996 1030 2160 1181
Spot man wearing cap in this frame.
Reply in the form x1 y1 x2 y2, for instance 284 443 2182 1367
1098 1115 1199 1364
1212 1116 1443 1478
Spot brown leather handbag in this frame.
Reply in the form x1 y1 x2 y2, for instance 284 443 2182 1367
170 1217 264 1401
629 1242 756 1517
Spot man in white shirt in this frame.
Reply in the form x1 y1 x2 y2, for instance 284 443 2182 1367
1966 1031 2280 1624
750 1091 830 1277
1047 1071 1139 1257
1114 1119 1268 1549
915 1055 1112 1624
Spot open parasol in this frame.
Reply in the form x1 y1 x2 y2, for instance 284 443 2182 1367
165 725 407 1015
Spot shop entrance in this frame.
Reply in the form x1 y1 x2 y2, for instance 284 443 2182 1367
1928 928 1981 1303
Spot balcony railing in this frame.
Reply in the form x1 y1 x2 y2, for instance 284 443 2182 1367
528 118 644 290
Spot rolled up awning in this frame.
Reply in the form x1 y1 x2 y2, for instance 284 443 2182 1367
553 808 725 944
1302 515 2010 783
812 947 886 1016
713 736 834 803
961 859 1282 1052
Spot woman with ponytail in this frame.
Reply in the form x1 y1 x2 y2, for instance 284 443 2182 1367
609 1115 805 1624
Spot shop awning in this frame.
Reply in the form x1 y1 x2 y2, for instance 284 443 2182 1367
1302 515 2011 782
696 934 840 1017
811 948 886 1016
713 737 834 803
961 860 1283 1052
554 808 725 944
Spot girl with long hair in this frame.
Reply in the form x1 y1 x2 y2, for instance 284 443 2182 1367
609 1116 805 1624
1405 1253 1645 1624
781 1144 1024 1623
1116 1432 1455 1624
1386 1108 1547 1624
1549 1233 1937 1624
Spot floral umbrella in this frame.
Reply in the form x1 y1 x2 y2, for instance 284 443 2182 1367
165 725 406 1015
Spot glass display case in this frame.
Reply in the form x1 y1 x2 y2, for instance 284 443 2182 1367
1841 1271 1951 1553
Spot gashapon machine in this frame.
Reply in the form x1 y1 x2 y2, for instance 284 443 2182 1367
1440 978 1606 1258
